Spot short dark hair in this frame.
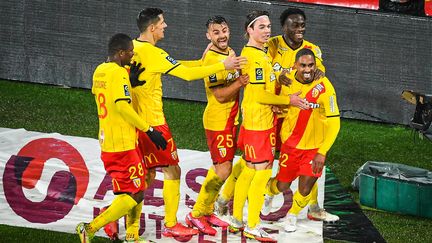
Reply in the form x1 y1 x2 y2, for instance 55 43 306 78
137 8 164 32
245 10 269 30
295 48 315 61
279 8 306 27
206 15 228 29
108 33 132 56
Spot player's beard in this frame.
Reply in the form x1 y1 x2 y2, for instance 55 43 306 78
212 38 229 52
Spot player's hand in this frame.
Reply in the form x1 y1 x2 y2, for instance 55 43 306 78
236 74 249 87
311 153 326 174
129 62 146 88
223 56 247 70
201 43 213 60
146 127 167 150
313 69 325 81
271 105 288 114
289 91 309 110
278 69 293 86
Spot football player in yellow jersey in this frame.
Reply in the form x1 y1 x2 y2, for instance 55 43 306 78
262 8 340 225
131 8 247 239
268 7 326 152
228 10 309 242
265 48 340 233
76 33 166 243
182 16 249 236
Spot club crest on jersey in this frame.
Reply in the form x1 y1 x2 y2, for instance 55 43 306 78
165 56 178 65
133 178 141 188
209 73 217 83
219 147 227 158
255 68 263 80
171 151 178 160
312 88 320 98
124 85 130 96
314 47 322 59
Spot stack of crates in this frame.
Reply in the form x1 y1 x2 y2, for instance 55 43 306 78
359 173 432 218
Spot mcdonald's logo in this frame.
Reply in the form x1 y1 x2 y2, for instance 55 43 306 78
244 144 256 159
144 153 159 165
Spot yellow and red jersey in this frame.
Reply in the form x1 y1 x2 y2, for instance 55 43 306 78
240 45 278 131
92 62 137 152
280 71 340 152
267 35 325 76
202 48 240 131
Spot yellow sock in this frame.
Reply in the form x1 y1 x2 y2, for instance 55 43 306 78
87 194 137 234
192 167 224 217
125 201 143 240
266 177 281 196
289 190 312 216
220 156 246 202
163 179 180 227
233 165 255 222
308 182 319 206
247 169 272 228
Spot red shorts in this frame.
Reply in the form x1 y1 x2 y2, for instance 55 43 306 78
237 126 276 163
101 148 146 194
138 123 179 169
276 146 320 183
205 126 237 164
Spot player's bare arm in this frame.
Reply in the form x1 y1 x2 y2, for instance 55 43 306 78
212 74 249 103
278 69 293 86
313 68 325 81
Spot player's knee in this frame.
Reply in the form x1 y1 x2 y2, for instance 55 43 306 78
214 161 232 180
130 191 144 203
277 181 291 192
298 186 312 197
162 164 181 179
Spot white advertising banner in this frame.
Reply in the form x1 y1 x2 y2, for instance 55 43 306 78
0 128 324 242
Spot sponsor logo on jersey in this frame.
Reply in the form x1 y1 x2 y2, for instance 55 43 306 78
244 144 256 159
255 68 263 80
124 85 130 96
144 153 159 165
227 70 240 83
209 74 217 83
270 73 276 82
165 56 178 65
273 62 282 72
308 102 320 109
278 45 288 51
